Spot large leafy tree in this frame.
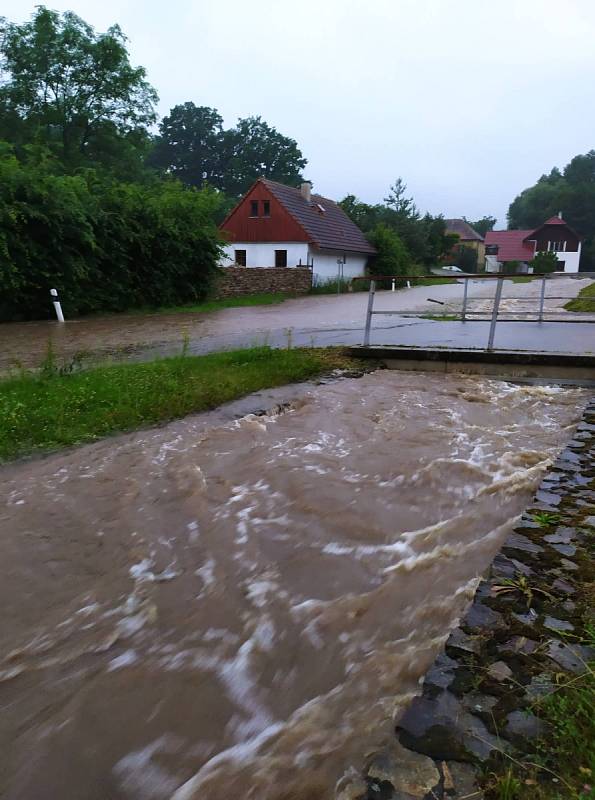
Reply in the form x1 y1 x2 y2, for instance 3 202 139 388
464 215 496 237
147 103 226 187
507 151 595 270
0 7 157 171
222 116 306 196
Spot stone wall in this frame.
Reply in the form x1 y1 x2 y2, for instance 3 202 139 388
214 267 312 299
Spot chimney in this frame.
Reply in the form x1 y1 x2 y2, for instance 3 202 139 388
300 181 312 203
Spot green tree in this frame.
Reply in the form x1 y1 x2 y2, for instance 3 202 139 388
366 223 412 286
464 215 496 237
0 7 157 171
223 116 306 196
507 151 595 270
532 250 559 273
147 103 226 188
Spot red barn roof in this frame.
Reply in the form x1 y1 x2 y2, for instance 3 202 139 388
220 178 376 255
484 230 536 262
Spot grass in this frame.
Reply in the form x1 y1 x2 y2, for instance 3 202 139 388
510 276 537 283
136 292 291 315
0 346 363 462
420 313 460 321
565 281 595 312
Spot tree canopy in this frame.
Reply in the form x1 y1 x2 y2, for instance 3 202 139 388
148 105 307 196
508 151 595 270
464 215 497 237
0 7 157 174
340 179 458 269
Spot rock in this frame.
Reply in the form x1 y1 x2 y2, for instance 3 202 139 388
444 761 484 799
512 609 538 627
504 710 546 748
424 652 459 692
562 600 576 612
336 769 368 800
560 558 578 571
544 616 574 633
552 578 575 595
536 490 561 506
503 533 544 556
464 602 505 632
546 640 595 674
396 690 506 762
498 636 539 656
492 555 533 579
366 741 440 798
584 515 595 528
526 673 554 700
461 693 499 717
487 661 513 681
544 527 576 544
446 628 481 655
551 543 576 557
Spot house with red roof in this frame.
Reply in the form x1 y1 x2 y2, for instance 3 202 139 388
485 214 582 273
219 179 376 285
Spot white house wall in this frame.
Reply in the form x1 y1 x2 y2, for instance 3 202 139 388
221 242 309 268
308 248 368 284
555 244 581 273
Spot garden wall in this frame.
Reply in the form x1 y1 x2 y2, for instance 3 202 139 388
214 266 312 298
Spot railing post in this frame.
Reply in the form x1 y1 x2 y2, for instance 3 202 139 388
487 276 503 351
461 277 469 322
538 274 547 322
363 280 376 346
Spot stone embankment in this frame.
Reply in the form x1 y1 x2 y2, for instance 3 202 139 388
340 396 595 800
215 266 312 298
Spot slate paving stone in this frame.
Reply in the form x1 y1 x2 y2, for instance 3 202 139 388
512 609 538 627
544 528 575 544
536 490 562 505
445 628 481 655
552 577 575 594
424 653 459 692
551 543 576 556
503 533 544 555
560 558 579 571
498 636 539 656
492 554 533 579
487 661 513 681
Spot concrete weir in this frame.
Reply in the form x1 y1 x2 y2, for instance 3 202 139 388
348 346 595 385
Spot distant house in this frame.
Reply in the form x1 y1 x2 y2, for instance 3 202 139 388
444 219 485 270
219 178 376 284
485 214 582 273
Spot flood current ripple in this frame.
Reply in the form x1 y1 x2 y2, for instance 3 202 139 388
0 371 588 799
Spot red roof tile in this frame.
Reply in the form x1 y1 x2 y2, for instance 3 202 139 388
484 230 536 262
261 179 376 254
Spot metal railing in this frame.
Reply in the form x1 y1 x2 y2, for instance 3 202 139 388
354 272 595 351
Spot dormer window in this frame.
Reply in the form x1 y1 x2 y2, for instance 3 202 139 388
250 201 259 217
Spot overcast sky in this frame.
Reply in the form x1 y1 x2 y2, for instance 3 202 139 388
5 0 595 225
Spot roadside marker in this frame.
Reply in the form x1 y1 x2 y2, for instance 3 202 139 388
50 288 65 322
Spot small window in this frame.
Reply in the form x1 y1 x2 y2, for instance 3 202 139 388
263 200 270 217
275 249 287 268
234 249 246 266
250 201 259 217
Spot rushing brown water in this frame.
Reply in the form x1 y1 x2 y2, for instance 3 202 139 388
0 372 587 800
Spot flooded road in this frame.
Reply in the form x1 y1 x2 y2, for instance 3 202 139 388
0 277 589 371
0 372 588 800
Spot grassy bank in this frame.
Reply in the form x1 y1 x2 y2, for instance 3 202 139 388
565 281 595 312
136 292 291 315
0 347 363 462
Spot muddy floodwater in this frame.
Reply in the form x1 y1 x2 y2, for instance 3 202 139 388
0 372 588 800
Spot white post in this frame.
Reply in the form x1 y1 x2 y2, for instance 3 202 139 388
50 288 65 322
391 279 396 292
363 280 376 346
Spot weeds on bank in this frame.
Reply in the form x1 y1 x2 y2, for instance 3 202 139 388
565 281 595 313
0 344 362 461
491 574 555 608
532 511 561 527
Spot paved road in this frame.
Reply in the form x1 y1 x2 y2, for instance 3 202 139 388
0 277 592 370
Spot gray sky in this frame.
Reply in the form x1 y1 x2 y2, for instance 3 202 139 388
5 0 595 225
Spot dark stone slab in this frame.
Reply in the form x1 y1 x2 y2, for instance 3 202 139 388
551 543 576 556
536 490 562 506
424 652 459 692
396 691 506 762
504 710 547 748
446 628 481 655
503 533 544 556
492 554 533 580
546 640 595 674
498 636 539 656
544 527 576 544
463 602 505 632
